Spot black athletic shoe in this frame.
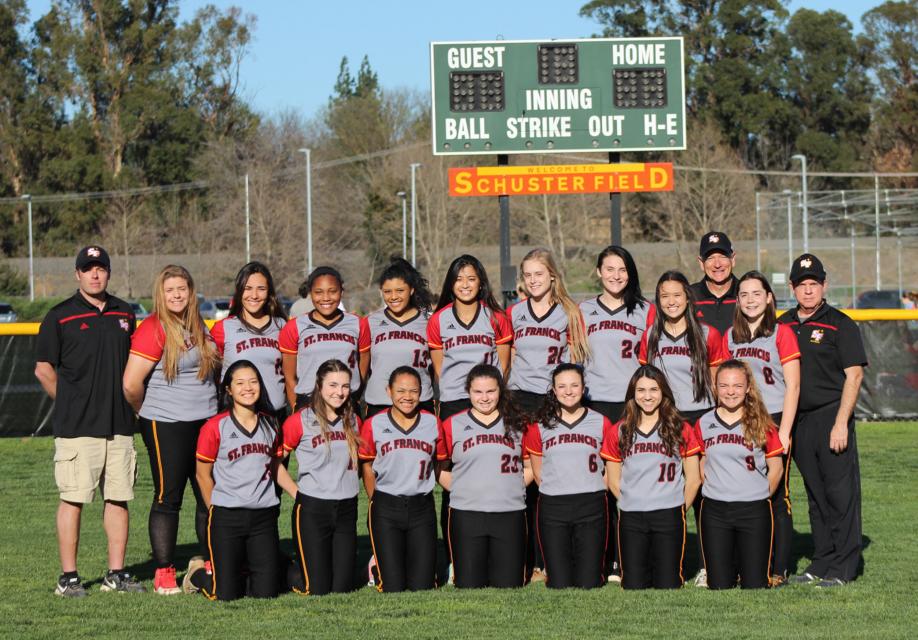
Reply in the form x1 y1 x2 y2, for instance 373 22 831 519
100 571 147 593
815 578 847 588
789 572 820 585
55 574 88 598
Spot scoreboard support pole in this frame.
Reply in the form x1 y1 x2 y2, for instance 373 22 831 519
497 154 516 307
609 151 622 246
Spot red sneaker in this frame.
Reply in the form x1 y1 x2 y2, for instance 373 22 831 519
154 566 181 595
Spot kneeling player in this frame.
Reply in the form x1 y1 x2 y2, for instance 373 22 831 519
696 360 784 590
525 364 609 589
360 367 439 592
186 360 282 601
602 365 702 589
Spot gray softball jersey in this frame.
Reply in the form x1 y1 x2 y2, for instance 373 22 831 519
579 298 650 402
638 323 727 414
130 315 218 422
364 309 433 405
196 411 280 509
358 409 440 495
724 324 800 414
278 312 369 395
695 410 783 502
427 303 512 402
212 316 286 411
507 301 570 394
601 420 701 512
437 410 525 512
523 408 608 496
281 408 359 500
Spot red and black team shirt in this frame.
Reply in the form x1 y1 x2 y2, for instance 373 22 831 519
690 276 738 335
35 291 136 438
778 303 868 413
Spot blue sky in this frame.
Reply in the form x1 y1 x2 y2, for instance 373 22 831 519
24 1 881 118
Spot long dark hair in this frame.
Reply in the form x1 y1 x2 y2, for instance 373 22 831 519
534 363 585 429
378 257 434 312
309 359 360 467
646 270 712 405
732 270 777 343
229 261 287 328
219 359 275 416
618 365 684 457
595 245 646 314
436 254 503 313
465 364 526 436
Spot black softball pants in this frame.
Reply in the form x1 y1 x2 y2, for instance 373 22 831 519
700 497 772 589
291 493 357 595
792 404 862 582
437 398 472 569
192 505 280 601
510 390 548 577
537 491 606 589
139 417 208 567
368 491 437 592
618 506 686 589
587 400 625 578
448 508 526 588
767 412 794 579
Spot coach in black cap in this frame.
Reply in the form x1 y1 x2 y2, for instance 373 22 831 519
778 253 866 587
35 245 145 596
690 231 738 334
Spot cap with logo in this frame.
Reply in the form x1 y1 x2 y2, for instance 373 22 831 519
75 245 111 271
699 231 733 258
789 253 826 285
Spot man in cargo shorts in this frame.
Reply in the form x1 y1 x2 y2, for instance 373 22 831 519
34 246 145 596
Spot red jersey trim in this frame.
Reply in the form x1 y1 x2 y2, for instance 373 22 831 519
58 312 97 325
807 322 838 331
600 452 622 463
129 349 160 362
780 351 801 364
195 453 216 463
765 447 784 458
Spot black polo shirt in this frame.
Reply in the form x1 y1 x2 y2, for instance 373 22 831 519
778 302 868 413
35 291 136 438
690 276 738 335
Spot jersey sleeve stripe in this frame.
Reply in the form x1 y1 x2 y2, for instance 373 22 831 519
779 351 801 363
525 447 543 456
683 445 702 457
765 446 784 458
129 349 160 362
599 452 622 462
428 341 443 349
195 453 216 462
279 346 298 354
358 453 375 461
495 335 512 345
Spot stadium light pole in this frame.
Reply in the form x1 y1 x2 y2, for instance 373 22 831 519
410 163 421 266
21 194 33 301
298 148 313 274
397 191 407 258
791 154 808 253
784 189 793 277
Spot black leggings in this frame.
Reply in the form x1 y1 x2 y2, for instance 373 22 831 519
368 491 437 592
587 399 625 577
509 390 547 576
437 398 472 568
618 506 686 589
448 509 526 588
139 417 208 567
291 493 357 595
537 491 606 589
700 497 773 589
192 505 280 601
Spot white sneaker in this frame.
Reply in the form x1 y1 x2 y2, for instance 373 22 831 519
448 563 455 584
693 568 708 588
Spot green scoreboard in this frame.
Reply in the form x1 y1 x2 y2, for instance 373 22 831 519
430 37 686 156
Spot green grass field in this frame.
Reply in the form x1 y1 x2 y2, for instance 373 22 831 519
1 423 916 639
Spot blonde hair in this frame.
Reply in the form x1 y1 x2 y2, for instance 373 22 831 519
310 359 360 468
716 359 773 448
519 248 590 363
152 265 220 383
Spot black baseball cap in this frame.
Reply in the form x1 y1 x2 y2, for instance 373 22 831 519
789 253 826 285
75 245 111 271
699 231 733 258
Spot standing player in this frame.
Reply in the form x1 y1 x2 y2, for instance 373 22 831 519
602 365 702 589
211 262 288 422
123 265 220 595
579 245 651 583
359 367 440 592
279 359 361 595
507 248 589 582
726 270 800 585
696 360 784 590
436 365 530 588
780 254 866 587
280 267 370 410
185 360 282 601
362 258 435 417
35 245 144 596
690 231 739 335
525 364 609 589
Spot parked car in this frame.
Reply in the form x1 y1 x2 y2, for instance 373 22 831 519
855 290 904 309
129 301 150 320
0 302 17 322
213 298 231 321
198 297 218 320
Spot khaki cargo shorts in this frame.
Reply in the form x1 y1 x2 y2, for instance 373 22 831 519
53 435 137 504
